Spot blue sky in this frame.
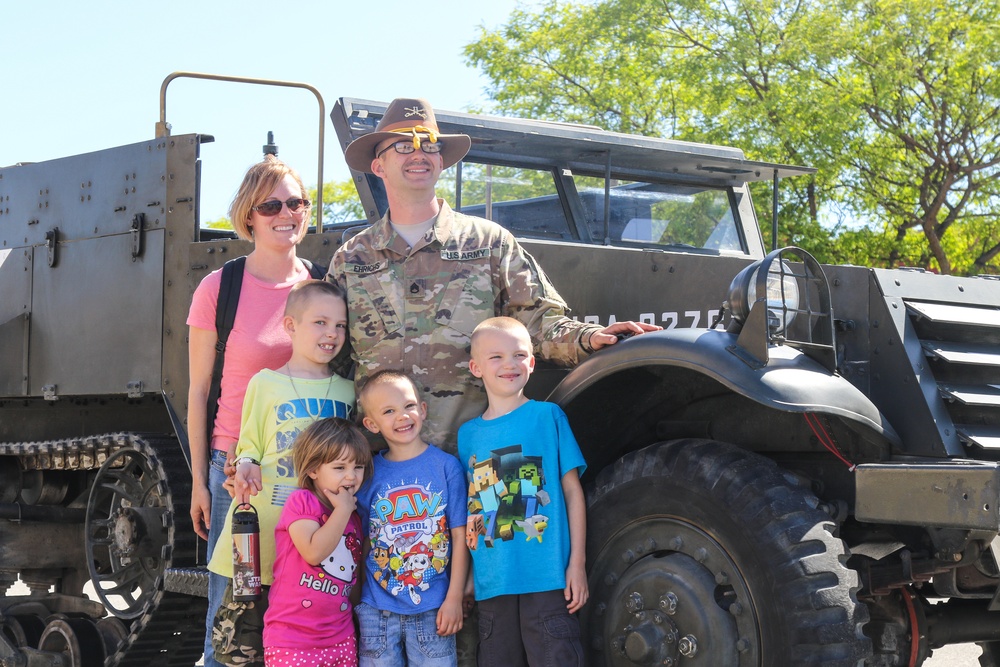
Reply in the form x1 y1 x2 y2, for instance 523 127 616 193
2 0 528 220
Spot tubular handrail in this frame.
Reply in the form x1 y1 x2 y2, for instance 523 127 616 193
157 71 326 232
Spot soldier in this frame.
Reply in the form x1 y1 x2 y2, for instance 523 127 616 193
329 97 659 455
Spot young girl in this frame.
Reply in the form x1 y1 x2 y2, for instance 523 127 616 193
263 417 372 666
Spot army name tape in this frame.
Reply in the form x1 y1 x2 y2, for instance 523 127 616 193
441 247 490 261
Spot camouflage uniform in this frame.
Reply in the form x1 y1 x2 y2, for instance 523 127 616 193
212 582 267 666
329 200 602 454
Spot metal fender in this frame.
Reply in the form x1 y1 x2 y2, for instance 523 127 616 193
550 328 901 447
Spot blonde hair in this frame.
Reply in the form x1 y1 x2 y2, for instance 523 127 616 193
470 316 532 354
356 369 423 417
228 155 310 241
293 418 372 498
284 280 347 319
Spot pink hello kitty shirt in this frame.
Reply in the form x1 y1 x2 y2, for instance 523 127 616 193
263 488 362 649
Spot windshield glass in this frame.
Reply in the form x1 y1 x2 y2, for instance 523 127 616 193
574 176 742 252
439 162 745 253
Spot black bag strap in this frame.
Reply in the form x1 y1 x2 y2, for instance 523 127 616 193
302 258 327 280
205 257 246 441
205 256 328 441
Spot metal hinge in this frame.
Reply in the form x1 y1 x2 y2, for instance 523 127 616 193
126 381 144 398
42 384 58 401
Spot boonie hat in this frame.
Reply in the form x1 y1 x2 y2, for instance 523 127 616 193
344 98 472 174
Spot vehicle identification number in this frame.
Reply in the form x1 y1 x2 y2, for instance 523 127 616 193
578 310 723 330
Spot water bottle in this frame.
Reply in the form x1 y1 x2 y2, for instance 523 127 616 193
232 503 261 601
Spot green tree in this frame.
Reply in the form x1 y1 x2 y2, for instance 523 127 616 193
309 180 365 226
203 216 234 231
466 0 1000 275
199 179 365 232
831 0 1000 274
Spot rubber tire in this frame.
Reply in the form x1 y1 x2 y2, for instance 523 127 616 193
584 439 871 666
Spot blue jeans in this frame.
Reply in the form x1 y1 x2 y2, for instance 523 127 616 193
204 449 233 667
357 601 457 667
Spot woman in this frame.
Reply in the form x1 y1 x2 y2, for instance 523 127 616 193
187 156 319 667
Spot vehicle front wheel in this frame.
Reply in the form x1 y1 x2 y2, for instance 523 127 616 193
584 439 870 666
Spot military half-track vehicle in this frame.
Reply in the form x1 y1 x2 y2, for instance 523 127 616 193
1 73 998 666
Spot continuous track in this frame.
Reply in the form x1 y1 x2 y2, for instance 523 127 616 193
1 433 207 666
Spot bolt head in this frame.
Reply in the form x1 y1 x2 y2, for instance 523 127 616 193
678 634 698 658
659 592 679 615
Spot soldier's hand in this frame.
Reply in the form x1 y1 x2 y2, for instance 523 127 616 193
589 321 661 350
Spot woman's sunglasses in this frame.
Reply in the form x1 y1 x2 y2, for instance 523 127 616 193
252 197 311 216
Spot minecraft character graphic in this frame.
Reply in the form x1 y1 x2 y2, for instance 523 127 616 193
515 514 549 543
467 454 508 548
491 447 550 542
466 514 485 550
514 460 549 518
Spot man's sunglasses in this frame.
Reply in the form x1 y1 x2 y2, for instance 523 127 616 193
376 140 444 159
252 198 311 216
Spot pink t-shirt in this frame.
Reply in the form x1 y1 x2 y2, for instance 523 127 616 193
264 489 362 649
186 263 310 450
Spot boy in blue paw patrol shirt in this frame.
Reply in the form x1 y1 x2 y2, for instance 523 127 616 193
354 370 469 667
